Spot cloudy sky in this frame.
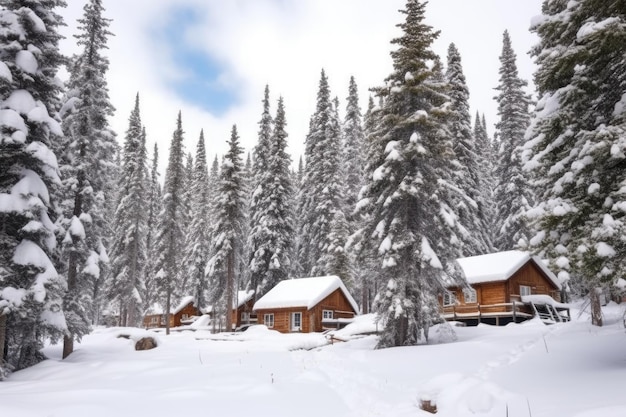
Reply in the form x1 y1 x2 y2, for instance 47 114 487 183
58 0 544 173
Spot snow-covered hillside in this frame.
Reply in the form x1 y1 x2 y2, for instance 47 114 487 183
1 303 625 417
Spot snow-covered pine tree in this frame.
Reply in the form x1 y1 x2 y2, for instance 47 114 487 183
320 96 352 283
351 96 383 314
343 76 366 222
523 0 626 326
142 143 161 315
298 70 344 276
248 86 274 297
473 112 497 246
207 125 246 331
56 0 116 358
177 151 193 294
182 131 211 312
0 0 68 376
445 43 492 255
357 0 466 348
262 97 294 292
107 95 147 327
154 112 186 335
493 30 533 251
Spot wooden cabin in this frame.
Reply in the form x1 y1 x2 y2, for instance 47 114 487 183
233 290 256 328
253 276 359 333
142 296 201 329
442 250 570 325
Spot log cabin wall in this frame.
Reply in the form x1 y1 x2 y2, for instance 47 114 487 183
507 261 560 302
311 288 357 332
235 299 257 327
173 303 200 327
256 308 308 333
255 289 357 333
143 314 162 329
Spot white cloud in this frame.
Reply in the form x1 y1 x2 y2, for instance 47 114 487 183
58 0 542 175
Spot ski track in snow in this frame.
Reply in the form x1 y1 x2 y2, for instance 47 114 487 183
475 323 560 380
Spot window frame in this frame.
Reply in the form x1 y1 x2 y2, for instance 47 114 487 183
463 288 477 304
443 291 456 307
322 310 334 320
520 285 532 297
291 312 302 331
264 313 274 328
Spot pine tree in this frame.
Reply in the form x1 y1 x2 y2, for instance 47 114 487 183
56 0 116 358
493 31 533 251
108 95 147 327
446 43 492 255
182 131 211 312
250 97 294 297
207 126 246 330
154 112 186 335
142 143 161 315
352 96 383 314
524 0 626 326
248 86 274 296
0 0 68 376
298 70 344 276
357 0 466 348
343 76 366 219
473 112 497 246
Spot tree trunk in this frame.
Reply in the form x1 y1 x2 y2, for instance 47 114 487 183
0 314 7 363
361 277 369 314
590 287 603 327
63 250 79 359
165 285 171 336
226 249 235 332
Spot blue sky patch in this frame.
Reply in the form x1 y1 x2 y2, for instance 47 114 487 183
154 7 238 116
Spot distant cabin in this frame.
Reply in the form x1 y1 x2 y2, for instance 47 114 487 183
442 250 570 325
234 290 256 328
253 276 359 333
143 296 200 329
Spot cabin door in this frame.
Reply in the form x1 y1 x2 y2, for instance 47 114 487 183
291 312 302 332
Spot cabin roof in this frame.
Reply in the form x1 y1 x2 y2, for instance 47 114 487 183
145 296 196 316
235 290 255 308
457 250 561 289
173 296 195 314
253 275 359 313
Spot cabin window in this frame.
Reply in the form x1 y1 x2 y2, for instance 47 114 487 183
150 316 158 324
443 291 456 306
241 312 250 322
520 285 532 297
463 288 477 304
264 313 274 328
182 314 189 320
322 310 333 320
291 312 302 331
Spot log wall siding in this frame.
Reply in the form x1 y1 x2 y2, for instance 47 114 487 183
173 303 200 327
507 261 561 302
234 299 257 327
255 288 357 333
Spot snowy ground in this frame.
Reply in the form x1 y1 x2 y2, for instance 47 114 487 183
1 302 625 417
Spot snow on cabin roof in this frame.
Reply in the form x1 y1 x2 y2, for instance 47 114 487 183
253 276 359 313
456 250 561 289
174 296 195 314
236 290 255 309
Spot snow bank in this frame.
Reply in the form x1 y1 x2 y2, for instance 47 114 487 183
418 373 514 417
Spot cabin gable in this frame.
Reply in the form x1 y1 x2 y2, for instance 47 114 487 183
507 260 561 302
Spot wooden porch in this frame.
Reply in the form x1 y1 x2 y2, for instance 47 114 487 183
442 300 570 326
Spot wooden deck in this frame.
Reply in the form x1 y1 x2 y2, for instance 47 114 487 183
443 302 543 326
